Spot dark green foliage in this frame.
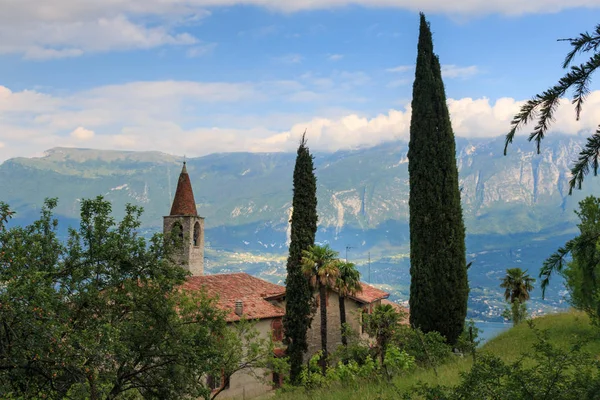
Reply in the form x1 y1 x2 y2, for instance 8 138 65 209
504 23 600 193
0 197 227 399
394 326 452 368
407 13 468 345
409 326 600 400
541 196 600 324
283 133 319 383
363 304 404 366
0 201 13 231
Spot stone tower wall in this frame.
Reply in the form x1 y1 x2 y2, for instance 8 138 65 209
163 215 205 276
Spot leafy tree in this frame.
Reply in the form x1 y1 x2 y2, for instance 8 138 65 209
363 304 403 369
540 196 600 324
407 12 468 346
208 319 280 400
283 132 319 384
0 201 13 231
0 197 227 400
504 23 600 193
335 261 362 347
301 244 340 374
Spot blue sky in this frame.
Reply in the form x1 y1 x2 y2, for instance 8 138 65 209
0 1 599 161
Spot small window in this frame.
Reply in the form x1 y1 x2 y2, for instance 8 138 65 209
273 371 283 388
172 222 184 244
361 308 369 334
207 371 229 391
193 221 201 247
271 318 284 342
207 374 220 391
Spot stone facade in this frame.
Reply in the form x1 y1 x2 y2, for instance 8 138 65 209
305 290 382 360
163 215 204 276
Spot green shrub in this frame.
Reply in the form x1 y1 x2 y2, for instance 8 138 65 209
408 324 600 400
394 326 452 367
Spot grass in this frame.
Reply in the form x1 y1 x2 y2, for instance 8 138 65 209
271 310 599 400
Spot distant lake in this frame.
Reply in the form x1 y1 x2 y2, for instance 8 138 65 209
475 321 512 345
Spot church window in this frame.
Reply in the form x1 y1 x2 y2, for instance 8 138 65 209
193 221 201 247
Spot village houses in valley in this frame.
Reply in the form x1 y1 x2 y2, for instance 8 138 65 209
165 162 404 399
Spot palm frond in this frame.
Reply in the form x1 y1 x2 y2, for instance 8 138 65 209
568 128 600 194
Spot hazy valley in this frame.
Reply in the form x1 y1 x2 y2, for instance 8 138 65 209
1 134 592 321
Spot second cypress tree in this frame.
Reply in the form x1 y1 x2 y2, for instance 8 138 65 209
283 133 318 383
408 13 468 345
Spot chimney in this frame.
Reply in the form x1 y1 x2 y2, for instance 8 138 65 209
235 300 243 317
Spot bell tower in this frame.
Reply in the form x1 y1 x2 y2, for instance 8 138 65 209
163 161 204 276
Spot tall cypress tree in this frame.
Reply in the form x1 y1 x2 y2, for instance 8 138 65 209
408 13 468 345
283 132 318 383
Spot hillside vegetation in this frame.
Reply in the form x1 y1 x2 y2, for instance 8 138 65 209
273 311 600 400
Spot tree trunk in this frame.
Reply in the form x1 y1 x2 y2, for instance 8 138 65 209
88 371 98 400
339 295 347 347
319 284 328 375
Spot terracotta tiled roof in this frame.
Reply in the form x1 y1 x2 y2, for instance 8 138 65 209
381 299 410 325
349 282 390 304
182 273 285 322
170 162 198 216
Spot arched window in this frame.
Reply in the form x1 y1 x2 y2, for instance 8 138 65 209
193 221 201 247
172 222 184 245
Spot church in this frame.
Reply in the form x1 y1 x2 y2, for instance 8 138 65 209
164 162 400 399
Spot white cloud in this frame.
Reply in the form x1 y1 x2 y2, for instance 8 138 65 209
275 54 304 64
186 42 217 58
386 65 413 73
387 79 410 88
2 80 600 162
238 25 278 38
3 0 596 59
328 54 344 61
70 127 95 140
441 65 479 79
203 0 600 14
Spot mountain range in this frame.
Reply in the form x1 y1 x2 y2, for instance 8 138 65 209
0 134 594 321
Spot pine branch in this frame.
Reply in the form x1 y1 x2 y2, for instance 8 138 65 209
540 229 600 297
561 24 600 68
505 56 600 156
540 239 577 298
568 128 600 194
572 53 600 120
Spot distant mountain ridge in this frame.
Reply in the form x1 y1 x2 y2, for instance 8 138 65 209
0 134 595 254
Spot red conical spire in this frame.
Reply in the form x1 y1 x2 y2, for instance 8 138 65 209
170 162 198 216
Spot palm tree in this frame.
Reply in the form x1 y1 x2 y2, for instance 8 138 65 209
335 261 362 347
301 244 340 374
500 268 535 304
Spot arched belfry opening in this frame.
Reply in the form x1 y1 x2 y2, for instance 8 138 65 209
193 221 201 247
163 161 205 276
173 222 184 240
